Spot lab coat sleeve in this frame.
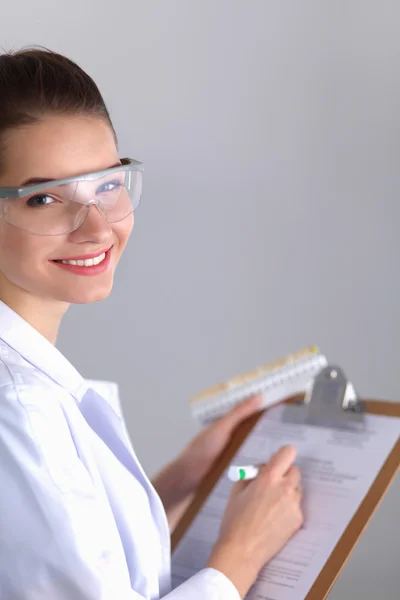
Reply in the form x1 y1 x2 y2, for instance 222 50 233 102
0 381 241 600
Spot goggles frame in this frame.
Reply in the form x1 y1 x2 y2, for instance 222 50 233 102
0 157 143 199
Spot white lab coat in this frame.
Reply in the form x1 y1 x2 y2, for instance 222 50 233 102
0 301 239 600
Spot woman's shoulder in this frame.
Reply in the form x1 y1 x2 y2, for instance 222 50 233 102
0 346 82 485
0 348 54 389
0 344 68 419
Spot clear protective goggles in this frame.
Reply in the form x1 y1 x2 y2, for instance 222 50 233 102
0 158 143 235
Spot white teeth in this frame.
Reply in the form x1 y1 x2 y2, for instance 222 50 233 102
93 253 106 265
60 252 106 267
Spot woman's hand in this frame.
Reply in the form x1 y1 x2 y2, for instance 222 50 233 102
177 394 263 492
152 395 263 530
206 445 303 599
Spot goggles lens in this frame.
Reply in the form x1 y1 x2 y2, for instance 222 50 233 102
0 166 142 235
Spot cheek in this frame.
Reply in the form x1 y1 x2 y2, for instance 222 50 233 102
0 227 31 274
113 213 134 255
0 224 55 284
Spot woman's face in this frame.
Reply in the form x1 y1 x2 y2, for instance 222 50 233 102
0 115 133 305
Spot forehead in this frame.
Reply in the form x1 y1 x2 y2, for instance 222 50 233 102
0 115 119 187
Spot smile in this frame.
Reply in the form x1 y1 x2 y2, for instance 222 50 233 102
51 246 113 276
58 252 106 267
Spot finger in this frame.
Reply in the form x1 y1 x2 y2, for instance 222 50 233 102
264 445 297 478
229 478 252 497
285 465 301 489
224 394 263 428
257 462 268 471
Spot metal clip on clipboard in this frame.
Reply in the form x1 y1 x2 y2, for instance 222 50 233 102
282 365 366 429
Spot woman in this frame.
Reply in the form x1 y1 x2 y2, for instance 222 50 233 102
0 47 303 599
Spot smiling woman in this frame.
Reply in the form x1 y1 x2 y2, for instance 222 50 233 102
0 49 137 319
0 46 303 600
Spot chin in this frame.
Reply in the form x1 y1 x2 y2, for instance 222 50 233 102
72 290 112 304
54 280 114 304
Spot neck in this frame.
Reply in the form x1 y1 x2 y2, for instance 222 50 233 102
0 284 69 344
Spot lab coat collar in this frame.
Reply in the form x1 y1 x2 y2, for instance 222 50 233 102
0 300 87 401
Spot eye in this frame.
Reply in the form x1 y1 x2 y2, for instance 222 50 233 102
96 180 123 194
26 195 55 207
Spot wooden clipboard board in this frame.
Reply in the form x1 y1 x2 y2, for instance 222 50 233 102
171 398 400 599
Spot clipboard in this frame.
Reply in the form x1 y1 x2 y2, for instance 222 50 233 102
171 366 400 600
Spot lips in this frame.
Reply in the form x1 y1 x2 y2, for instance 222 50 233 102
54 252 106 267
51 246 113 276
52 246 112 264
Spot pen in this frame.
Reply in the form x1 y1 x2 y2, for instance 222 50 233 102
228 465 260 481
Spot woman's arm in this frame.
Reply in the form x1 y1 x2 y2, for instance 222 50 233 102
152 454 196 530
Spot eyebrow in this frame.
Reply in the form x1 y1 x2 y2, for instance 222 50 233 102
20 161 123 187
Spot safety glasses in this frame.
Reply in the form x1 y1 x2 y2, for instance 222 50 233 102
0 158 143 235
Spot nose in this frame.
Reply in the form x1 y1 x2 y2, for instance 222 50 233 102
68 204 112 244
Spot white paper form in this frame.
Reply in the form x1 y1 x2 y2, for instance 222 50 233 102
171 404 400 600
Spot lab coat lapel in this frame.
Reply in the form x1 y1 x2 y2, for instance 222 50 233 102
78 386 172 593
78 387 169 534
78 387 143 482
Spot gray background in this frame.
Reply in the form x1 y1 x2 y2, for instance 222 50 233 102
2 1 399 597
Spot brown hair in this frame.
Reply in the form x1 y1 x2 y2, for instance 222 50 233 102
0 45 117 173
